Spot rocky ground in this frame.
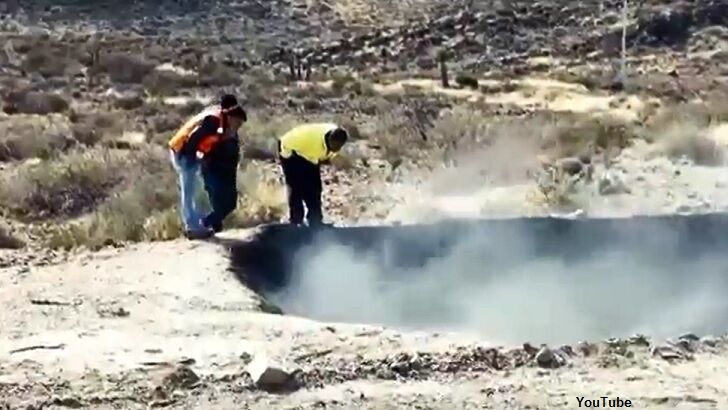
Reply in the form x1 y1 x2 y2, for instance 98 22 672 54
3 0 728 408
3 234 728 409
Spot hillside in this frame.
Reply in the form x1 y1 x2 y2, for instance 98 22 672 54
3 0 728 408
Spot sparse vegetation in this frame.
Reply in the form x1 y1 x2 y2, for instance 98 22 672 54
0 221 24 249
2 89 69 115
0 1 727 254
455 74 479 89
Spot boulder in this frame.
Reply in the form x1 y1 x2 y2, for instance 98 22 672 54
535 346 567 368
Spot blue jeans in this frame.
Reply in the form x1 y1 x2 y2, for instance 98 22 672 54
201 169 237 233
169 149 204 232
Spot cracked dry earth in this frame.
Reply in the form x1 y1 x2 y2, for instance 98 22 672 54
2 231 728 409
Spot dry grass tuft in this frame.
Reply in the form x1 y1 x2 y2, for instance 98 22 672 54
69 112 124 146
2 89 69 115
0 221 25 249
197 63 240 87
94 52 155 84
538 113 638 159
42 147 181 249
228 164 287 228
18 41 81 78
0 148 128 221
143 70 198 96
0 115 75 161
652 121 724 166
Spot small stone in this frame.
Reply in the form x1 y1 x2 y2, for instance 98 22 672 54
555 157 585 176
535 346 566 368
577 341 599 357
651 344 686 361
160 365 200 391
679 333 700 341
522 343 538 356
51 397 83 408
598 171 629 195
247 356 296 392
629 334 651 346
701 336 719 347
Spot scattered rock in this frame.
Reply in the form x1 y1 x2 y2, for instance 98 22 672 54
96 301 130 318
159 365 200 392
679 333 700 341
651 344 691 361
628 334 651 347
247 356 297 392
577 341 599 357
534 346 567 369
598 171 629 195
522 342 538 356
701 335 719 347
51 396 83 408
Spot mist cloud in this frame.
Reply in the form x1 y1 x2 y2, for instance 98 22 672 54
266 218 728 345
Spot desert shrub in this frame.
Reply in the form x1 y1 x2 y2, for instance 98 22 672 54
143 70 197 96
330 71 356 92
96 52 155 84
227 164 286 228
21 46 71 77
653 121 724 166
648 94 728 129
0 115 75 161
2 89 69 115
0 221 24 249
151 113 183 134
43 147 182 249
428 105 490 150
455 73 479 89
113 94 145 110
70 112 124 146
176 100 205 117
0 148 127 221
539 113 638 158
197 63 239 87
44 151 288 249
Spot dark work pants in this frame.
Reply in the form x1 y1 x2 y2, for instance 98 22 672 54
201 170 237 232
280 153 322 226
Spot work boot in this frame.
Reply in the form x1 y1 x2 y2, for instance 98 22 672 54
184 229 214 240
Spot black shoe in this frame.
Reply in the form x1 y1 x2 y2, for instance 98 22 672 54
184 228 214 240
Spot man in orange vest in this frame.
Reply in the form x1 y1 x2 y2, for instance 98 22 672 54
169 94 247 238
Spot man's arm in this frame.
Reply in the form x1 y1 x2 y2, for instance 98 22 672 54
183 115 220 158
319 151 340 165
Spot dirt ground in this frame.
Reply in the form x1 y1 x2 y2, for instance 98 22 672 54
2 230 728 409
3 1 728 408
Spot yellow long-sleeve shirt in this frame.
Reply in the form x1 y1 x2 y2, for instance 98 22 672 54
278 123 339 164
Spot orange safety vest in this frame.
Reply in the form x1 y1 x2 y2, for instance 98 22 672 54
168 107 225 155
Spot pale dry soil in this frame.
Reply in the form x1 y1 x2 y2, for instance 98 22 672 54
2 231 728 409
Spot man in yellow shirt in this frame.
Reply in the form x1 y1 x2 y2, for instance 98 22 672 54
277 123 349 227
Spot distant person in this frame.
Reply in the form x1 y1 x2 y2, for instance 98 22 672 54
277 123 349 227
168 94 247 238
